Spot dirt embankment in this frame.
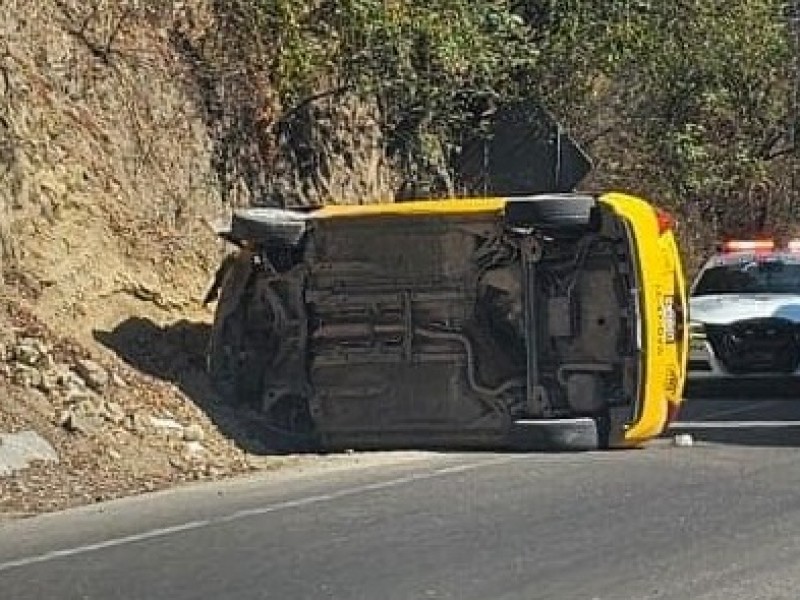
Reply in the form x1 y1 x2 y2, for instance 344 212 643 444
0 0 356 516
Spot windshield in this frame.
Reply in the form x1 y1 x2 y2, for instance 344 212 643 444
693 259 800 296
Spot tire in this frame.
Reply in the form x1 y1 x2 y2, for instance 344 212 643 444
508 417 600 451
231 207 309 247
207 249 262 406
504 194 599 234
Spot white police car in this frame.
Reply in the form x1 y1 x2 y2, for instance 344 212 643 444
689 239 800 380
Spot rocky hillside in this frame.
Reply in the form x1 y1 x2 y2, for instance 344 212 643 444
0 0 415 516
0 0 278 515
1 1 224 336
0 299 256 515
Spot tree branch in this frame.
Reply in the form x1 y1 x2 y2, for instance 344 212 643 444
274 86 352 128
764 145 797 161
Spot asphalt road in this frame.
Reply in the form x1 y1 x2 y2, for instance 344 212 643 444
4 393 800 600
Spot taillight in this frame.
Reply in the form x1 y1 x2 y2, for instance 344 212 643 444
655 208 674 235
665 401 680 429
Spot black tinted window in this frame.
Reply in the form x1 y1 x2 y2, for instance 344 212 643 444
693 260 800 295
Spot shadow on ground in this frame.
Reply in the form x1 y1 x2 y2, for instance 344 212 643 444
673 381 800 447
93 319 534 456
94 317 317 455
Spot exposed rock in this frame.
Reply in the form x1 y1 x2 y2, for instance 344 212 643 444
64 385 99 404
73 397 102 416
204 465 222 477
59 397 107 435
150 416 184 433
37 371 61 395
110 372 128 388
61 411 104 435
183 423 205 442
13 342 43 367
39 353 56 371
149 416 189 439
126 412 151 434
12 364 43 389
184 441 205 456
33 339 50 354
59 367 89 392
0 431 59 476
101 401 126 426
74 359 110 391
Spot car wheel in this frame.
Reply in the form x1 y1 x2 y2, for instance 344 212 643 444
207 250 265 406
231 207 309 247
504 194 599 234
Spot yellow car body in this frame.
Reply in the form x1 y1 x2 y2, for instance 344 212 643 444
209 192 688 450
599 193 688 445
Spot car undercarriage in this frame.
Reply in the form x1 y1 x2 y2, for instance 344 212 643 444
208 197 641 450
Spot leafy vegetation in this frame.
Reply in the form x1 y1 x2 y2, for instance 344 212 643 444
567 1 797 240
200 0 797 245
8 0 785 262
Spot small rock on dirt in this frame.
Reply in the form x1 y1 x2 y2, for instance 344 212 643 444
183 423 205 442
62 411 104 435
74 358 110 391
150 417 185 438
100 401 126 425
13 343 42 367
37 371 60 395
150 416 183 430
110 372 128 388
12 364 43 388
184 441 205 456
126 412 151 433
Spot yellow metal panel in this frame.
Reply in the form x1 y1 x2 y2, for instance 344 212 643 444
312 198 507 218
311 191 688 447
600 192 688 446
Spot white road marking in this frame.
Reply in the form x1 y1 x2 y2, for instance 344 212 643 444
0 456 518 573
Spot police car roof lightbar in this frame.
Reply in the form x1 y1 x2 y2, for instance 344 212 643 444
721 239 775 253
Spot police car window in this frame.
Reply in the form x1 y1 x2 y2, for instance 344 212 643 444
693 260 800 295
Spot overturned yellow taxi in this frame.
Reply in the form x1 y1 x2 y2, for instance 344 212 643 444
206 192 687 451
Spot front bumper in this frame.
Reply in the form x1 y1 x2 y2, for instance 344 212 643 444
688 326 800 380
688 338 744 379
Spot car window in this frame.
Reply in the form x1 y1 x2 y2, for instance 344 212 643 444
693 259 800 295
